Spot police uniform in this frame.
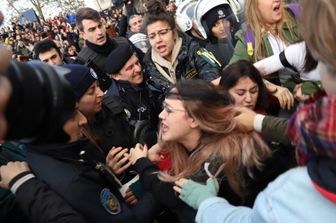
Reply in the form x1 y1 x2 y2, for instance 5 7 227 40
26 140 159 223
107 80 161 147
89 100 134 155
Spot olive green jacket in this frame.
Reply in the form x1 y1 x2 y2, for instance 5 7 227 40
229 14 301 64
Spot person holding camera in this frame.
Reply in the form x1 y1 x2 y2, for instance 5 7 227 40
0 48 86 223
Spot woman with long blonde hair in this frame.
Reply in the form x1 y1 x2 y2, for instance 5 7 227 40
128 79 285 222
228 0 302 110
230 0 301 62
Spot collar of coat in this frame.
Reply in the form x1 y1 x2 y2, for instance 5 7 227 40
151 36 183 84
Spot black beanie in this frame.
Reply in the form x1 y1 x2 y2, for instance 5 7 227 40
202 5 232 31
106 43 134 74
63 64 97 101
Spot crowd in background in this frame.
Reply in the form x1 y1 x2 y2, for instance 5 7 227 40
0 0 335 223
0 6 127 61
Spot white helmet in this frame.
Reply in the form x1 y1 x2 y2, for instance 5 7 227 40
129 33 149 50
175 0 197 32
174 0 184 7
228 0 244 15
194 0 240 39
228 0 245 21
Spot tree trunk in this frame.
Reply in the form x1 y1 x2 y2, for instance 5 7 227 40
29 0 45 21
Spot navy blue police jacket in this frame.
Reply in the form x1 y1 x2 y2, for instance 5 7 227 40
26 139 159 223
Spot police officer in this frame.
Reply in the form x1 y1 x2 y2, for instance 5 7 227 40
75 7 144 91
106 43 161 147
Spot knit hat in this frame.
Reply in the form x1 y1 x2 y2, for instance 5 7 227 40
106 43 134 74
202 4 232 30
288 95 336 165
63 64 97 101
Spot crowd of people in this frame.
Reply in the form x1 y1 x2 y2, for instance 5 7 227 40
0 0 335 222
0 6 127 62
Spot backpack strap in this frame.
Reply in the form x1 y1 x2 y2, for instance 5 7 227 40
279 50 298 73
287 3 300 19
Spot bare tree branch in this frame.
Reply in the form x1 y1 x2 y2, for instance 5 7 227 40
5 0 21 15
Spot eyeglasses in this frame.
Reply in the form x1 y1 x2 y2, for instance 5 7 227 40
162 102 185 114
147 28 172 40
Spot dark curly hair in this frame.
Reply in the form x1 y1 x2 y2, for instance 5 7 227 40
143 0 176 33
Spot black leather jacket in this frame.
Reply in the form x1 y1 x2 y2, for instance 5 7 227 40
143 33 220 102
